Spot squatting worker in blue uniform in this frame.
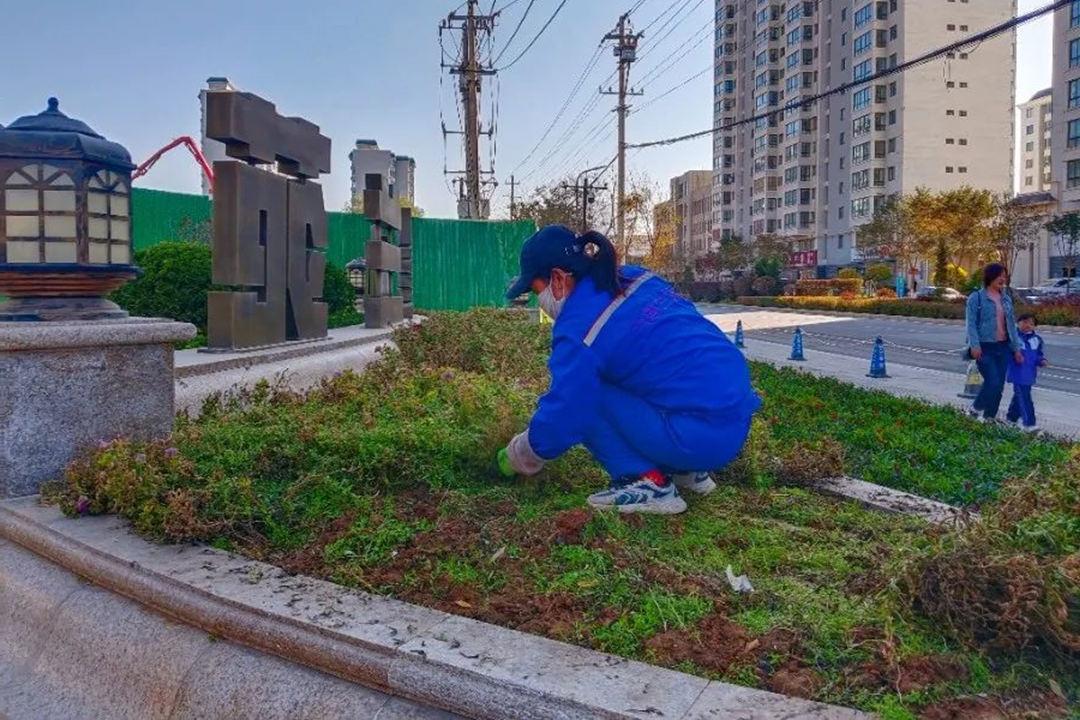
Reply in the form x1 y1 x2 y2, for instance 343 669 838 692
496 225 761 515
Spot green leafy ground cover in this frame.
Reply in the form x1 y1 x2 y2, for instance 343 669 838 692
47 310 1078 717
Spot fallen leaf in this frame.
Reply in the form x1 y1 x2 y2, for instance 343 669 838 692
454 600 473 609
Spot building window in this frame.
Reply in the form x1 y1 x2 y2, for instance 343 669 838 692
1069 119 1080 148
1026 108 1033 118
1026 141 1035 152
887 166 896 181
838 234 845 248
1072 38 1080 67
946 109 955 116
1070 79 1080 110
959 138 967 146
1026 159 1035 169
855 4 873 27
1069 160 1080 188
946 166 954 173
853 88 871 110
958 166 967 173
946 138 955 145
1025 177 1034 186
1072 0 1080 27
888 137 897 152
946 24 955 31
889 25 897 40
854 31 873 55
851 197 871 218
946 81 955 88
853 59 873 81
959 24 968 31
959 82 968 88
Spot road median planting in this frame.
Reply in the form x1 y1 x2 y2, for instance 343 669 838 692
38 309 1078 717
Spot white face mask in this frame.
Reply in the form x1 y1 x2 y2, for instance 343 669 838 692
538 285 566 320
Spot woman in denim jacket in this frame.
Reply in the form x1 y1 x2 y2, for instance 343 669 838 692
965 263 1023 422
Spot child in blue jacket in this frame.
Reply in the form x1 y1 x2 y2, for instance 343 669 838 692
1005 313 1047 432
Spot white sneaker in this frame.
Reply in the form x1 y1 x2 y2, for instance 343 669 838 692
673 472 717 496
1021 424 1041 434
587 476 688 515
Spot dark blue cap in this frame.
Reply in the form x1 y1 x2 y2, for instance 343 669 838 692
506 225 590 299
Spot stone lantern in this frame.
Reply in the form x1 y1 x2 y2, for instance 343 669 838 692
0 98 137 321
0 99 195 499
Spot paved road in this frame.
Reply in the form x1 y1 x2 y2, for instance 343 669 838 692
698 304 1080 396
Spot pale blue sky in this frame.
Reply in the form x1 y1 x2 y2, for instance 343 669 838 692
1 1 1052 216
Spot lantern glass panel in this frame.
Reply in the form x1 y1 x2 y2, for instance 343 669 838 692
89 242 109 264
6 216 38 237
5 189 38 211
44 241 76 263
42 190 75 212
6 240 39 263
43 216 76 238
88 193 108 214
110 219 129 241
89 218 108 239
112 195 129 216
40 165 72 186
111 244 130 264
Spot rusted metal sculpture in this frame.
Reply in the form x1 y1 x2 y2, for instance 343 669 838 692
363 173 404 328
204 91 331 350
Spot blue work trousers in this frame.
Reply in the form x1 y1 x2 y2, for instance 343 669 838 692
1006 384 1037 427
582 382 752 479
974 341 1011 419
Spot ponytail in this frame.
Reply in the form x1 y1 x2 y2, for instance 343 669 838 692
573 230 619 296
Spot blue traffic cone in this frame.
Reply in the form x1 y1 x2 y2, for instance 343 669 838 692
734 320 745 348
789 327 805 361
867 336 889 378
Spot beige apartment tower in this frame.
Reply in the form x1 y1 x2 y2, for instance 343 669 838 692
1019 89 1053 193
1052 0 1080 212
712 0 1016 272
669 170 714 260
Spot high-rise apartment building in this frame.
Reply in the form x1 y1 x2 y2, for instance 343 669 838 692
712 0 1015 272
1052 0 1080 212
348 140 416 206
1019 89 1053 193
669 170 714 259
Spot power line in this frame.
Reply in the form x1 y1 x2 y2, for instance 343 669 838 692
492 0 537 65
633 64 712 114
635 16 712 86
638 0 697 36
495 0 570 71
630 0 1067 149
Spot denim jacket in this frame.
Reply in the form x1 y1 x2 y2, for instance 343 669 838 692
965 288 1020 351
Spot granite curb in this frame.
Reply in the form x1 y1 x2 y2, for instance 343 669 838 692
0 497 869 720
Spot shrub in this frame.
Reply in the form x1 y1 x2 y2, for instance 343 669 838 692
866 264 893 284
839 291 857 301
794 278 862 296
731 275 753 297
736 295 1080 326
322 262 356 315
112 241 212 330
837 267 861 280
876 287 898 298
751 276 777 296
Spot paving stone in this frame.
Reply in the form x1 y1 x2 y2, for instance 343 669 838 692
812 476 974 526
0 584 208 720
683 682 871 719
169 640 462 720
390 613 708 720
0 539 85 687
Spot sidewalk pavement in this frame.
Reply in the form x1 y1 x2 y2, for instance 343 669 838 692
705 313 1080 441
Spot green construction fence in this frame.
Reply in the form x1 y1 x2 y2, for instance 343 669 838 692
131 188 535 311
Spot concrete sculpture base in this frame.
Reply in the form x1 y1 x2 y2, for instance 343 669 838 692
0 318 196 498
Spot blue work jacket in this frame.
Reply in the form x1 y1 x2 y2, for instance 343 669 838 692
527 266 761 460
1006 331 1045 386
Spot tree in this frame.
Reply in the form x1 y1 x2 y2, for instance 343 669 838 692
1045 213 1080 288
988 192 1042 276
858 194 917 276
694 233 751 280
907 186 996 284
514 181 582 232
752 233 791 278
343 195 426 217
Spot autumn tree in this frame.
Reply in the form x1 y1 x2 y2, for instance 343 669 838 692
515 181 583 233
907 186 996 283
752 233 792 278
858 194 918 273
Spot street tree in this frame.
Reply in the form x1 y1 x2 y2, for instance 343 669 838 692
907 186 996 283
515 181 583 232
988 192 1042 277
858 194 918 277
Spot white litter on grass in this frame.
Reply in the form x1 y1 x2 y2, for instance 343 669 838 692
725 565 753 594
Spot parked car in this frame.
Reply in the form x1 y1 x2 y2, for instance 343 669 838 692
916 285 965 301
1021 277 1080 303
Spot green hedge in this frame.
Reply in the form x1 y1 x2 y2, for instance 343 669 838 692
737 295 1080 326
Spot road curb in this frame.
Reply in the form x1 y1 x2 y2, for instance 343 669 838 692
0 498 868 720
717 303 1080 335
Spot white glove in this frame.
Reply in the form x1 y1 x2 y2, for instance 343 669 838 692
505 430 546 476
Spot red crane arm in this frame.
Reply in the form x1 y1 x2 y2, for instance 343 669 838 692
131 136 215 190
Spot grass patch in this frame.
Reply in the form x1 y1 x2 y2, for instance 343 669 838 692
44 308 1079 715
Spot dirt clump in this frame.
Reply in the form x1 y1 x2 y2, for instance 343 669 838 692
766 661 822 699
549 508 592 545
645 614 751 675
919 690 1068 720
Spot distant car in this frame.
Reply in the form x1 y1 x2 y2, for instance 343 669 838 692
916 285 965 301
1022 277 1080 303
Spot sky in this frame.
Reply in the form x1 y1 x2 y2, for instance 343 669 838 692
1 0 1054 217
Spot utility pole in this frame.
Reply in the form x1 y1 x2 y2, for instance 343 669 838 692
441 1 497 219
602 14 643 250
508 174 518 219
561 166 609 233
